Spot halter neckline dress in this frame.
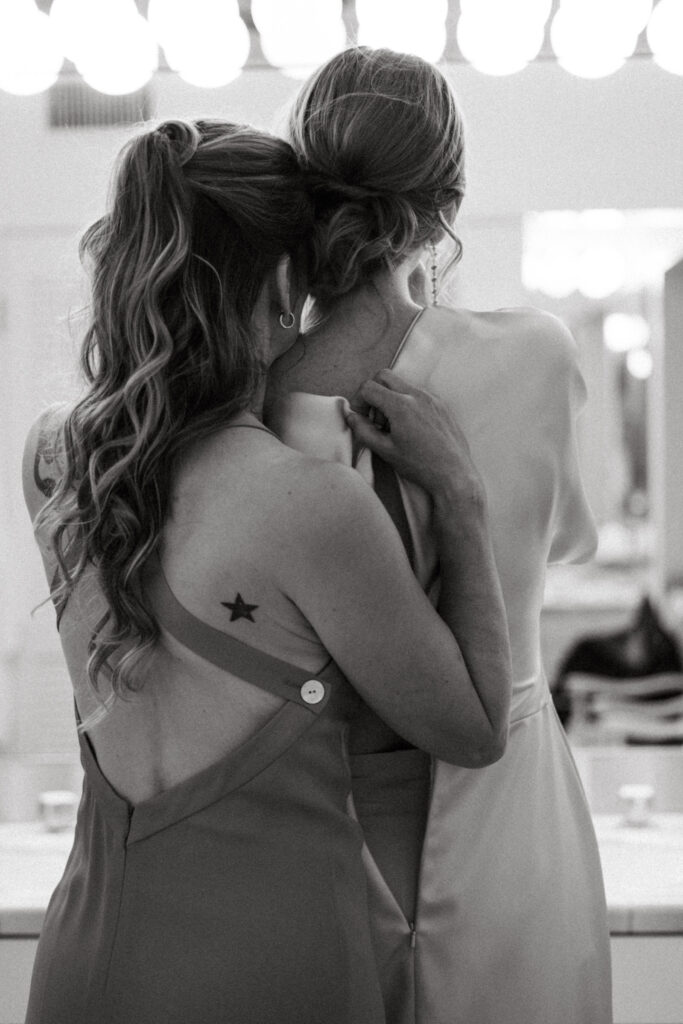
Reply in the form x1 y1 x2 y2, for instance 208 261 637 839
25 553 387 1024
266 308 613 1024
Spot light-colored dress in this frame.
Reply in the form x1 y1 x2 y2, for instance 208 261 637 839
268 307 613 1024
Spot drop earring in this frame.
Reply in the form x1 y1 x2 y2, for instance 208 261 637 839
279 311 295 329
429 242 438 307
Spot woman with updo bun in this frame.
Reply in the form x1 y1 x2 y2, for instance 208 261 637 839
22 117 512 1023
267 47 612 1024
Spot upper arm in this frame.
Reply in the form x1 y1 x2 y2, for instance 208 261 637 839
530 315 597 564
22 404 69 523
276 461 486 761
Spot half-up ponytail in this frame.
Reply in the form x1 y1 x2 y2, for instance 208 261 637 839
37 119 313 722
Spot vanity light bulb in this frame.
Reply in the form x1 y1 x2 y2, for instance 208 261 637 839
252 0 346 78
0 4 64 95
626 348 653 379
148 0 249 88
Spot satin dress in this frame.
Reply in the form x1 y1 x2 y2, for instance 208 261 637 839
267 307 613 1024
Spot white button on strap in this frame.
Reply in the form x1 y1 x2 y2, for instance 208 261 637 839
301 680 325 705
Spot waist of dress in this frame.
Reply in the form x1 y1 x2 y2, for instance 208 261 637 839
349 746 432 781
510 666 551 724
349 747 432 818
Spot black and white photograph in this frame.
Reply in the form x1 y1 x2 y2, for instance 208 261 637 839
1 2 682 1022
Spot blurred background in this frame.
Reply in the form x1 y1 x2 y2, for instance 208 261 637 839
0 2 683 1019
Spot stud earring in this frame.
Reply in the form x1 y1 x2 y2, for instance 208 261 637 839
279 311 296 329
429 242 439 307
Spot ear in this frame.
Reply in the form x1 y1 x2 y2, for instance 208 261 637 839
274 254 294 313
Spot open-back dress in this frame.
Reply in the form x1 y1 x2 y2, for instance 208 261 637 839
25 555 386 1024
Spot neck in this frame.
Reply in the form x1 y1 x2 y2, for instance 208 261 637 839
320 258 423 325
248 382 265 421
264 254 427 410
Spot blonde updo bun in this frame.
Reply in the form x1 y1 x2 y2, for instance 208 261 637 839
289 47 465 305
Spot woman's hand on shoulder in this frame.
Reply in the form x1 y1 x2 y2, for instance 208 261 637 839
345 369 486 511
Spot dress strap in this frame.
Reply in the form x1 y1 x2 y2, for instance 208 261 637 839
388 306 426 369
371 453 416 571
145 553 339 713
354 308 424 569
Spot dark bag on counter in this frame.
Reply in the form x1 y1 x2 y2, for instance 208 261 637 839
552 596 683 727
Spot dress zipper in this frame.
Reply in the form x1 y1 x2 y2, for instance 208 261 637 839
410 755 436 950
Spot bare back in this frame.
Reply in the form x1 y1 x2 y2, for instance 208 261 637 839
25 393 499 801
24 414 327 802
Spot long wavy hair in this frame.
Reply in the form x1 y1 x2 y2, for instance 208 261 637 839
287 46 466 308
36 118 312 721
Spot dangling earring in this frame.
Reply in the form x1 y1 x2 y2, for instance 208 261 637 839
428 242 439 307
279 311 295 329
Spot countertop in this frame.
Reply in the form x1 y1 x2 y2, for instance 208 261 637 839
593 813 683 933
1 815 682 936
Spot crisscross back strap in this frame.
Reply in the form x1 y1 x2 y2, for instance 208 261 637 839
145 554 340 712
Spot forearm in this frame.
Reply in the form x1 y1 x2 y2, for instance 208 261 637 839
344 371 513 757
433 485 512 749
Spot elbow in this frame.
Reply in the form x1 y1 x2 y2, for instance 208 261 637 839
467 729 508 767
437 722 509 769
463 688 512 767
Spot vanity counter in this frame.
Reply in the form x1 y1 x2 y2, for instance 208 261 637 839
1 815 683 936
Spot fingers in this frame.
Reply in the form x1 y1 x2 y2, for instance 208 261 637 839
357 379 399 414
373 369 422 395
356 374 420 417
345 410 393 458
368 406 390 432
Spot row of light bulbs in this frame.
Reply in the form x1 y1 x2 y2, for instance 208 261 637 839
0 0 682 97
522 209 683 303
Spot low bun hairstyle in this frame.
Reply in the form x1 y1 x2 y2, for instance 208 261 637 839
38 119 313 719
288 47 465 306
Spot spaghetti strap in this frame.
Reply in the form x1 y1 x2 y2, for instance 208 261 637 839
389 306 426 369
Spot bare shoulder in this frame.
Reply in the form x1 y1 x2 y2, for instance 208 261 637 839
22 402 72 520
199 430 383 554
422 306 580 400
430 304 575 360
269 448 379 538
260 446 414 607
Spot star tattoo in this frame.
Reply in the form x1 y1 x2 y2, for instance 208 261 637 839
221 594 259 623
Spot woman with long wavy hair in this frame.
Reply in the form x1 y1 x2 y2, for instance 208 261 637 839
266 47 613 1024
22 117 511 1023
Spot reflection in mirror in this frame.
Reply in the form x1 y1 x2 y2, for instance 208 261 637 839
523 209 683 748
